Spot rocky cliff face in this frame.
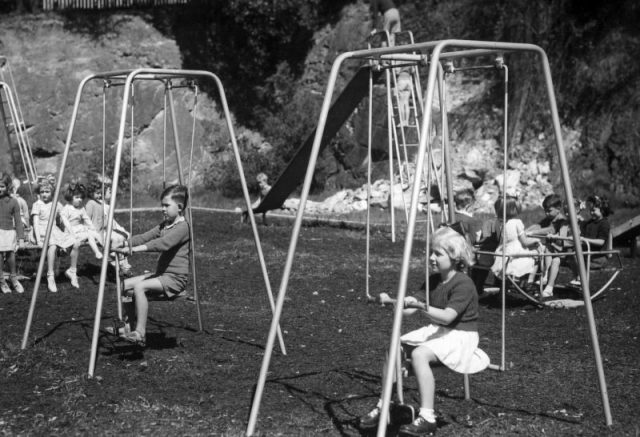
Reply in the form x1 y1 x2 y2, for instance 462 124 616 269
0 12 255 196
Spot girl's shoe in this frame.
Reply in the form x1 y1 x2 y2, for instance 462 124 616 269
0 281 11 294
94 251 103 260
46 273 57 293
10 278 24 294
65 269 79 288
121 330 146 347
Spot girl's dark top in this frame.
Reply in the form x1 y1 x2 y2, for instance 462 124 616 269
580 217 610 259
421 272 479 332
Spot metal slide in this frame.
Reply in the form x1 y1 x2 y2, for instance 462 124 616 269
253 65 384 214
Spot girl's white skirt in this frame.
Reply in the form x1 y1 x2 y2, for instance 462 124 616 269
0 229 17 252
33 225 75 249
401 324 489 374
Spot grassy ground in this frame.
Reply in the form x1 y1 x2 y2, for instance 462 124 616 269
1 210 639 436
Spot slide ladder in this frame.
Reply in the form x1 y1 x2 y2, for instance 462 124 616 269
387 32 443 227
0 56 37 183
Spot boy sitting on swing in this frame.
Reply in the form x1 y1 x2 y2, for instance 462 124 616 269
113 184 190 346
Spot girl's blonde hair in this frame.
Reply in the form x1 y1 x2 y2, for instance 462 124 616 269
432 226 474 271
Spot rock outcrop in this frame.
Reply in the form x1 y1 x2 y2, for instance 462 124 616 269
0 13 261 196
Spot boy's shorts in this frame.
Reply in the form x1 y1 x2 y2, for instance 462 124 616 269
156 272 188 298
140 272 188 299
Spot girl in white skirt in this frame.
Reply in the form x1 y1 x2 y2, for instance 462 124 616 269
0 174 26 293
31 179 76 292
359 226 489 436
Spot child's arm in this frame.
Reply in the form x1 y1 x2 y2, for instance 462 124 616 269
516 220 541 248
138 221 189 252
11 200 25 247
31 203 43 245
81 208 97 232
403 298 459 325
58 204 74 235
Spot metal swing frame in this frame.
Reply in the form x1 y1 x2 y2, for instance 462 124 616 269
20 68 286 377
246 40 613 436
0 56 38 186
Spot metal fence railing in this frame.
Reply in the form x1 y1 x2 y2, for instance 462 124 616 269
41 0 190 10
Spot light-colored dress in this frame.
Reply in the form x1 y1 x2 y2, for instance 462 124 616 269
490 218 537 278
61 204 101 244
30 200 75 249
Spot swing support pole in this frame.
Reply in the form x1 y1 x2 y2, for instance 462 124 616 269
246 40 612 436
20 68 284 375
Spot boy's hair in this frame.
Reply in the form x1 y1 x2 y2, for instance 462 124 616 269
454 188 474 210
0 173 13 191
63 182 87 202
542 194 563 210
494 196 520 219
161 184 189 210
432 226 474 271
587 195 612 217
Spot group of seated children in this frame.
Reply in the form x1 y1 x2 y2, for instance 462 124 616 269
2 175 133 293
3 175 191 348
485 192 613 300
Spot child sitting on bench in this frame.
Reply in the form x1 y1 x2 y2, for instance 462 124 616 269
112 184 190 346
566 195 612 287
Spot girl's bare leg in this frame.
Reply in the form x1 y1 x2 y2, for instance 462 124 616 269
87 235 102 259
47 245 56 274
68 241 80 271
411 345 438 410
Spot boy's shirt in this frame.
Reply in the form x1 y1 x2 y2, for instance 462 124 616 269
538 213 568 252
131 216 190 276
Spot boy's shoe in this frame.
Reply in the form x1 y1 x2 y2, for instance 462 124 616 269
0 281 11 294
10 278 24 294
46 273 57 293
359 407 382 430
65 269 79 289
120 265 133 278
399 415 437 436
121 330 146 347
104 319 130 336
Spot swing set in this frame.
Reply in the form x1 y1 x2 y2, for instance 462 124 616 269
246 39 614 436
20 68 286 377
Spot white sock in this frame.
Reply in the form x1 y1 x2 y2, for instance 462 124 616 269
419 408 436 422
543 285 553 295
376 399 383 409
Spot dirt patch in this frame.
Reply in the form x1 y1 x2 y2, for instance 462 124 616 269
1 210 639 436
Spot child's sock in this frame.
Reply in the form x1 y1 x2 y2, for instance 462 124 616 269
419 408 436 423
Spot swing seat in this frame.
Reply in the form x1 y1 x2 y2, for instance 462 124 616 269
400 344 489 402
146 290 191 302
